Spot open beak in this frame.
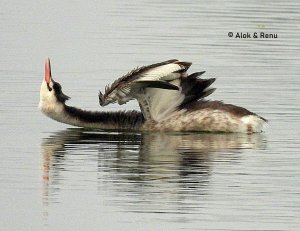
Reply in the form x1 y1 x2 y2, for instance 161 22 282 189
45 58 51 84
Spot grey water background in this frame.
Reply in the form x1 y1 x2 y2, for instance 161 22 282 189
1 0 300 230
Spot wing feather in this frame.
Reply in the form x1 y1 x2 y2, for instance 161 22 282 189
99 59 191 106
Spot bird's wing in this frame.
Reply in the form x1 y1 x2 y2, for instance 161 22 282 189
99 59 191 106
99 60 215 122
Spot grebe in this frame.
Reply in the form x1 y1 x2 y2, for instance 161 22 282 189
39 58 267 132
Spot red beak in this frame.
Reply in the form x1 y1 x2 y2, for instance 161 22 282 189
45 58 51 84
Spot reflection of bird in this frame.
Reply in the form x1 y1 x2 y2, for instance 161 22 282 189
40 129 266 216
41 129 266 188
39 59 267 132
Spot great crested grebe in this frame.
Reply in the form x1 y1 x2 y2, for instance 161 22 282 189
39 58 267 132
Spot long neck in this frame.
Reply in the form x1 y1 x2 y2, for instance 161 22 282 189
45 103 145 130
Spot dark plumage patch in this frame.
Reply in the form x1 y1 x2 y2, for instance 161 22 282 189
180 72 216 106
247 124 253 133
53 81 70 103
98 91 105 106
134 80 179 90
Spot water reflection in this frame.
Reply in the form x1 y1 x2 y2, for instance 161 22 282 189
41 129 266 214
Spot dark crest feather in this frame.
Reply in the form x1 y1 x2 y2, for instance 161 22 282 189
53 81 70 103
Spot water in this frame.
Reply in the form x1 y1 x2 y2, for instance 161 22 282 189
1 0 300 230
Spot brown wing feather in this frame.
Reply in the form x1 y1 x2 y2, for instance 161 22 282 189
179 72 216 106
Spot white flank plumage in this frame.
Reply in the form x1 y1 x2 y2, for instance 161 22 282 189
241 115 266 133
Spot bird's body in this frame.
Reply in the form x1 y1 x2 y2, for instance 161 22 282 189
39 58 267 133
143 101 265 132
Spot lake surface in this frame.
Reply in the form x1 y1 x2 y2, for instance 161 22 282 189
1 0 300 230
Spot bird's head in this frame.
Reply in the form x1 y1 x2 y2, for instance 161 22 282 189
39 58 70 113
